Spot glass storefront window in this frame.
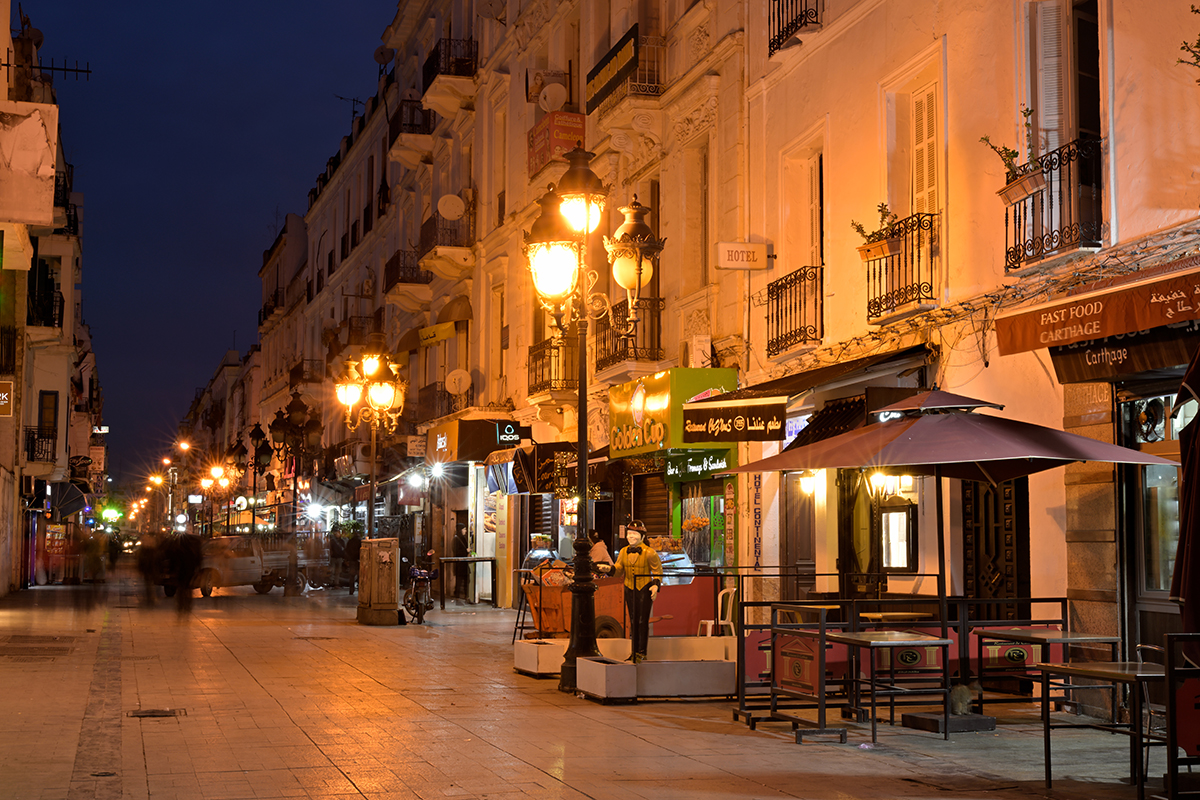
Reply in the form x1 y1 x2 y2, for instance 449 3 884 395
1141 463 1179 593
681 478 726 567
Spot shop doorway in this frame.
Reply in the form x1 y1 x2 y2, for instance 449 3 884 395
781 472 816 601
837 469 883 598
960 477 1030 620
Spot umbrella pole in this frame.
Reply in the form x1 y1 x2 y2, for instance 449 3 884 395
936 465 949 645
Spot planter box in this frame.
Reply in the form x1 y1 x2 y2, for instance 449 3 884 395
637 659 736 697
856 237 903 261
513 638 631 676
997 169 1046 204
578 657 638 700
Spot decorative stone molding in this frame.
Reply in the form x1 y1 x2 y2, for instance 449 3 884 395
689 24 711 63
514 0 551 49
684 308 710 339
673 95 718 147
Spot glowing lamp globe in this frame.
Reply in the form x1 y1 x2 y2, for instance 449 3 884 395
556 146 608 234
606 197 663 292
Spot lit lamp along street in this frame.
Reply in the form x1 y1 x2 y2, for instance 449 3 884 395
523 145 664 692
267 391 322 595
226 422 274 533
334 331 407 543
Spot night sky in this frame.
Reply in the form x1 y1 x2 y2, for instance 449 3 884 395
20 2 397 486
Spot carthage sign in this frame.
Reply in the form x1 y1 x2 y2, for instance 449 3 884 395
994 259 1200 355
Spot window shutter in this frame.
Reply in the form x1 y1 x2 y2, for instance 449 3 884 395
1033 0 1066 153
808 153 823 265
912 83 938 214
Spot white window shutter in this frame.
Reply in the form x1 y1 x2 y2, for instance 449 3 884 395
807 153 823 265
912 83 938 215
1033 0 1066 154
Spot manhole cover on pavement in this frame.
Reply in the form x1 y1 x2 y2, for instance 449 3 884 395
127 708 185 718
0 646 72 656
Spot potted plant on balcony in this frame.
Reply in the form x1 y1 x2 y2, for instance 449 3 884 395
980 107 1046 204
851 203 901 261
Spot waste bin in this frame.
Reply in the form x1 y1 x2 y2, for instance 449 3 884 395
357 538 400 625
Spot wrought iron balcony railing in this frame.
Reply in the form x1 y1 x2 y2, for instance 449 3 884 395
27 290 64 328
383 250 433 291
422 38 478 94
418 381 475 421
389 99 434 143
417 200 476 258
595 297 666 371
24 427 56 463
768 0 821 57
53 164 73 207
767 265 823 356
864 213 939 323
289 359 324 387
1004 136 1103 271
346 316 371 347
258 288 283 325
528 336 579 395
597 36 666 117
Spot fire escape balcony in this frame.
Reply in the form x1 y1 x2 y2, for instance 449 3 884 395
388 99 435 169
383 249 433 313
421 38 477 119
767 265 823 356
594 297 667 384
768 0 822 57
1002 136 1103 274
864 213 939 325
416 196 476 281
417 381 475 423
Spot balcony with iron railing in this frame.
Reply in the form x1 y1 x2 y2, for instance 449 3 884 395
384 250 433 291
24 427 56 463
417 196 477 280
258 288 284 326
528 336 579 396
53 164 73 207
417 381 475 422
768 0 821 57
597 36 666 118
421 38 478 118
767 265 823 356
289 359 325 388
1002 136 1103 272
595 297 666 373
27 290 64 329
864 213 939 324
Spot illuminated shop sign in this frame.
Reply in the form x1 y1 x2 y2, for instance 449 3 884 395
608 368 738 458
665 452 731 482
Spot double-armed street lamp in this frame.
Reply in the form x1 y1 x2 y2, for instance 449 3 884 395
334 331 407 541
267 390 323 595
226 423 273 532
522 145 665 692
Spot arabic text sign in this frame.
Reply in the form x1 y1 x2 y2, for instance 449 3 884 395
995 266 1200 355
682 400 785 442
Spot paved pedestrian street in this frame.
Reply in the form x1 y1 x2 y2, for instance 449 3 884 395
0 570 1159 799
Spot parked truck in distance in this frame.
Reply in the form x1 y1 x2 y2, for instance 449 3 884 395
158 534 330 596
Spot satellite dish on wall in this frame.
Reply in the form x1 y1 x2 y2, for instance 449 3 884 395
446 369 471 395
539 83 567 112
437 194 466 221
374 46 396 66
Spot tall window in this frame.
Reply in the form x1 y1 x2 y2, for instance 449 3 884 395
783 144 824 267
37 390 57 434
912 82 938 215
1029 0 1100 150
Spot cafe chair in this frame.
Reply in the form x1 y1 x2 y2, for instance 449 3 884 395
1136 643 1168 777
698 587 737 637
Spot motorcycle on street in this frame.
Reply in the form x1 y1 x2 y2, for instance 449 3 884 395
403 550 438 624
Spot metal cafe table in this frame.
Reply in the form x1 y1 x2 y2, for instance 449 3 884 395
822 629 953 743
1036 660 1165 800
437 557 498 609
975 628 1119 709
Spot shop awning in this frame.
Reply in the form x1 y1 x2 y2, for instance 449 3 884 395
397 326 422 353
437 295 473 324
687 345 931 405
48 480 89 519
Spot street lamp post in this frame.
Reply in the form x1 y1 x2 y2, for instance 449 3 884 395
268 390 323 596
228 423 274 533
522 145 664 693
334 331 406 541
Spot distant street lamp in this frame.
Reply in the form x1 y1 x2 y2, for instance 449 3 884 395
227 423 273 533
334 331 406 540
522 145 664 692
268 390 323 595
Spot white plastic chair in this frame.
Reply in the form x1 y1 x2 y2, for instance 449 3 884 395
1136 644 1168 777
698 587 737 636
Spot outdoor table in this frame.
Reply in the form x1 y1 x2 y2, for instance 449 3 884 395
824 629 953 743
975 629 1119 710
437 556 498 609
1036 661 1165 800
859 611 933 624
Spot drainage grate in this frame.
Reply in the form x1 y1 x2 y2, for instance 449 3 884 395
121 656 158 661
127 708 185 718
0 646 72 656
5 656 55 663
6 635 75 644
293 636 335 641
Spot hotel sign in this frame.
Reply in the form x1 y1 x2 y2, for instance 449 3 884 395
715 242 769 270
586 24 639 113
995 259 1200 355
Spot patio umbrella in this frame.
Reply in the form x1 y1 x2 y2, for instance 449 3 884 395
725 390 1177 631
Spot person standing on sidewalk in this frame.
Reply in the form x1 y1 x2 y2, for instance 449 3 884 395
600 521 661 663
328 530 345 589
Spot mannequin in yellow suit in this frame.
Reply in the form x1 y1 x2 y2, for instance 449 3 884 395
598 520 662 663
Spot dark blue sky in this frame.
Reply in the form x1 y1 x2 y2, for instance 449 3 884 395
22 2 396 485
